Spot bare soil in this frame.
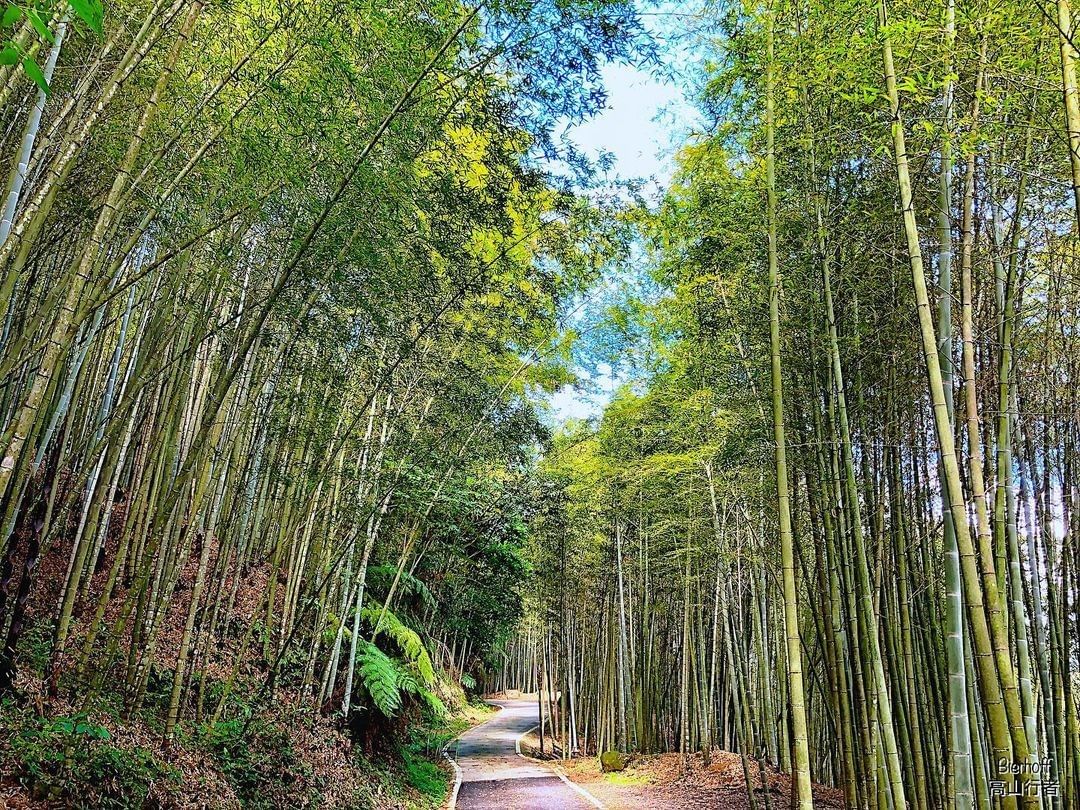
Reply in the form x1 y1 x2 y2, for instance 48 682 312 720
519 730 845 810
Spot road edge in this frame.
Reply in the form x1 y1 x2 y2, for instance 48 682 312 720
443 701 505 810
514 722 605 809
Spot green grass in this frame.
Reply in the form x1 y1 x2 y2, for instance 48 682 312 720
602 770 652 786
402 748 448 800
379 699 494 809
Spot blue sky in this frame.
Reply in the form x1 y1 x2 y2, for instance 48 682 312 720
545 46 698 424
566 60 687 183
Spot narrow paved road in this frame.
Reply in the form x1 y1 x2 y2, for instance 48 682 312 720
449 699 599 809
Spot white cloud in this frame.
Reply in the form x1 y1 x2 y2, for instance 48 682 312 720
562 62 691 183
545 363 626 425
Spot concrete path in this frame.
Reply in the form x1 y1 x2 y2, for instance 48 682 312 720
448 699 602 809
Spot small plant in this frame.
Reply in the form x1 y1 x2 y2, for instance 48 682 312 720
200 716 316 808
16 619 53 676
8 710 175 807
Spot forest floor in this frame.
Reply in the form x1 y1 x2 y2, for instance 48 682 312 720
0 587 495 810
517 728 846 809
0 539 498 808
0 686 493 808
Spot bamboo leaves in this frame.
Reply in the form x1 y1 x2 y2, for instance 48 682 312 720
0 0 101 94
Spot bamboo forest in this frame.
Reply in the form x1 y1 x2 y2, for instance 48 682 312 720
0 0 1078 807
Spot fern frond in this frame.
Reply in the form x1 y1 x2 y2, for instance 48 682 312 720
396 666 421 695
366 566 435 608
356 639 401 717
360 608 435 685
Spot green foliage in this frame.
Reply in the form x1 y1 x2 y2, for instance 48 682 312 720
366 565 435 610
356 639 403 717
400 748 446 800
16 619 53 676
24 8 51 43
201 717 316 808
396 666 447 717
411 474 534 673
67 0 103 33
361 607 435 685
1 0 103 93
5 707 176 807
352 612 447 720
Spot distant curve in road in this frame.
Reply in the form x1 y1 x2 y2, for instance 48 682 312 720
447 699 602 810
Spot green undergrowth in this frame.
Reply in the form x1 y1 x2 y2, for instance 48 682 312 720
1 699 179 808
0 688 493 809
199 715 322 808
